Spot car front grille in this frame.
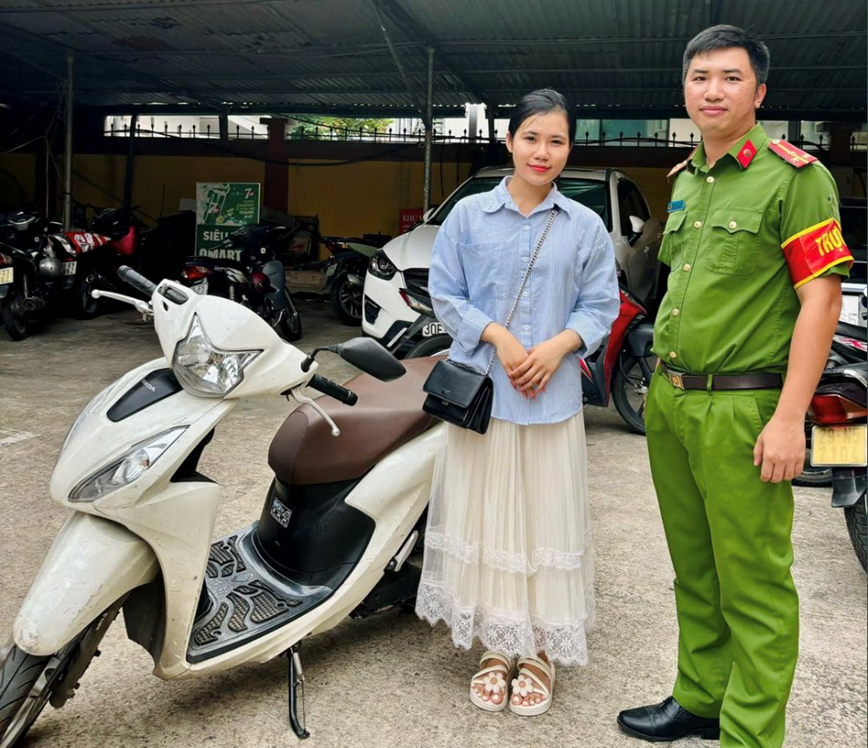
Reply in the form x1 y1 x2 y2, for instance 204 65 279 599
403 268 430 300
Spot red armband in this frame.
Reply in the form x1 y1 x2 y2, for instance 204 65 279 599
781 218 853 289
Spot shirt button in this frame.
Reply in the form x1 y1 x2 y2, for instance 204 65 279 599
706 176 715 184
522 256 529 263
669 351 678 359
523 325 530 331
523 225 530 231
729 220 738 229
522 291 528 297
693 220 703 229
672 308 680 316
683 263 691 272
772 138 781 144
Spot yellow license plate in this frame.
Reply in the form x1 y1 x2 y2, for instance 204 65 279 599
0 267 13 285
811 424 868 467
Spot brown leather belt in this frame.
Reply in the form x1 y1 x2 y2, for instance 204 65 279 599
658 362 782 391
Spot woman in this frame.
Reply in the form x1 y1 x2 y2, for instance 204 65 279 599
415 89 620 716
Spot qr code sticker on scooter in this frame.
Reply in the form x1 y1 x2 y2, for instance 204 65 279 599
270 498 292 528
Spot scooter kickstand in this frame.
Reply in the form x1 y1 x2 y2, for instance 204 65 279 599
287 644 310 739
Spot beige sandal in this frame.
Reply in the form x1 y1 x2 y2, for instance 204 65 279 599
469 651 514 712
509 656 555 716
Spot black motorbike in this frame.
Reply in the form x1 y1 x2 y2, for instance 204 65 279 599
179 223 302 342
322 235 388 326
0 213 74 340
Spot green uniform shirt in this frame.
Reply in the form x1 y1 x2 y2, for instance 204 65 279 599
654 123 852 375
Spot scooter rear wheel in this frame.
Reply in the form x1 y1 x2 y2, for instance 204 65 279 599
278 288 303 342
844 499 867 572
1 273 33 342
612 353 650 435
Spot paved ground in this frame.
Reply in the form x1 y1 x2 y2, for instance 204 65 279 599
0 300 865 748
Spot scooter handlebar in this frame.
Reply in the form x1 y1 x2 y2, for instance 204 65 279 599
309 374 358 406
118 265 158 298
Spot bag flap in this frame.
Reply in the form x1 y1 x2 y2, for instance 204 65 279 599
423 360 487 408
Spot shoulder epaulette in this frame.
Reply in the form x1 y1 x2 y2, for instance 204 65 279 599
667 147 698 180
768 139 817 168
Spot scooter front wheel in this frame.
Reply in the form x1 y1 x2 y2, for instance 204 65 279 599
0 604 118 748
1 274 33 342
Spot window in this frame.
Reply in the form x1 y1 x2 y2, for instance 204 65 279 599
617 179 650 236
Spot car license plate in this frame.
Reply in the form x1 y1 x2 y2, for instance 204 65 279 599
61 261 77 276
811 424 868 467
192 281 209 295
0 267 13 285
422 322 445 337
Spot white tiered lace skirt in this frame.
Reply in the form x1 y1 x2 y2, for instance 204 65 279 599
415 413 595 666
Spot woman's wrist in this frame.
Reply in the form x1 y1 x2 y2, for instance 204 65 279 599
558 329 582 355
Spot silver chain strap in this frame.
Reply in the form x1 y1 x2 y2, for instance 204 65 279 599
485 207 558 376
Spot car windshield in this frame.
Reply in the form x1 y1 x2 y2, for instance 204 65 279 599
428 175 611 230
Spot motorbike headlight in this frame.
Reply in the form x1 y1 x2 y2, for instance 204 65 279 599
172 314 260 397
69 427 186 503
369 250 398 280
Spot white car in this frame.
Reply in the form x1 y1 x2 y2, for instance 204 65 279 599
362 166 662 354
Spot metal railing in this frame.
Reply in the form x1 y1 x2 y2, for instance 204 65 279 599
103 122 866 151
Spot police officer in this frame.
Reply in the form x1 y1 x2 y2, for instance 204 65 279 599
617 25 853 748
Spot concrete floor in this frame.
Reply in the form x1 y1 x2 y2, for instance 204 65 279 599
0 300 865 748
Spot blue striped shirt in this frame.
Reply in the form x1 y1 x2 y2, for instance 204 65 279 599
429 177 620 425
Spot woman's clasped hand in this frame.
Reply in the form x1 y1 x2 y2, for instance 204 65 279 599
491 325 582 399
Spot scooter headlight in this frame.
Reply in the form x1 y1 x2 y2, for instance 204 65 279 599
69 427 186 503
172 314 260 397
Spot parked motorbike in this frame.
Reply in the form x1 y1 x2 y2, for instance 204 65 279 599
179 223 302 342
806 361 867 570
402 286 655 434
0 213 74 340
796 294 868 487
49 207 147 319
322 235 388 326
0 266 441 745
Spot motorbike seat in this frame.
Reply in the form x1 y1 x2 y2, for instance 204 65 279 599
268 357 440 486
836 320 867 343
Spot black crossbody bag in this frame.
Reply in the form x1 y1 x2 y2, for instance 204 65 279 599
422 208 558 434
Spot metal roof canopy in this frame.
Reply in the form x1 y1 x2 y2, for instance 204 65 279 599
0 0 865 121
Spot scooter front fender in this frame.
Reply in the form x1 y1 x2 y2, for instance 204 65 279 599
13 512 158 656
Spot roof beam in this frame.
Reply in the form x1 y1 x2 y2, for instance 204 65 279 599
83 103 468 118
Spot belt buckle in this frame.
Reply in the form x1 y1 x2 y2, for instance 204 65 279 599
669 372 685 390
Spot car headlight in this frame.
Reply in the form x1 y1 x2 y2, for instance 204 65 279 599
172 314 260 397
369 250 398 280
69 427 186 503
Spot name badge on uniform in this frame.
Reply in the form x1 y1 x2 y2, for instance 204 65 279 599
667 200 685 213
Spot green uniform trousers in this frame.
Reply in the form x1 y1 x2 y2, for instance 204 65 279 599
645 370 799 748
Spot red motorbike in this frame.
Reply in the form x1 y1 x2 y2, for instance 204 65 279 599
404 286 655 434
49 207 146 319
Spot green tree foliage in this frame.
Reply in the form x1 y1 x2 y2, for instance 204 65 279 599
289 116 394 140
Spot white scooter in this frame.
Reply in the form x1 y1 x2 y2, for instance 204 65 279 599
0 266 442 745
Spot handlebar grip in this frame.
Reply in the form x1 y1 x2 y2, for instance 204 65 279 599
309 374 358 406
118 265 157 297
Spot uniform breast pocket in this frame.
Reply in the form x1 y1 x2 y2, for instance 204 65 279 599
659 210 687 267
460 240 508 299
706 209 763 276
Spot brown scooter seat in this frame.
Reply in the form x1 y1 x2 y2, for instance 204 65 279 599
268 357 440 486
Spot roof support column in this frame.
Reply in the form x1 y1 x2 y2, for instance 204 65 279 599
62 53 74 229
423 46 435 213
123 113 137 213
262 118 289 213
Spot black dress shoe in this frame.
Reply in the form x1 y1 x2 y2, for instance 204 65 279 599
617 696 720 742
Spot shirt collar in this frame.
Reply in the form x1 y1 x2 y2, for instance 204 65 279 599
689 123 769 172
482 176 574 216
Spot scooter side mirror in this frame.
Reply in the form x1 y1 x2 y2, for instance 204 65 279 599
334 337 406 381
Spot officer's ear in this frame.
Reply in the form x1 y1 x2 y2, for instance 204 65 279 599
754 83 767 110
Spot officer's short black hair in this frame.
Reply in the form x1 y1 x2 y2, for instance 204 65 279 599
682 25 771 87
507 89 576 144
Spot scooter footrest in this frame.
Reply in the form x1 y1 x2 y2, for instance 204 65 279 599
188 525 330 664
